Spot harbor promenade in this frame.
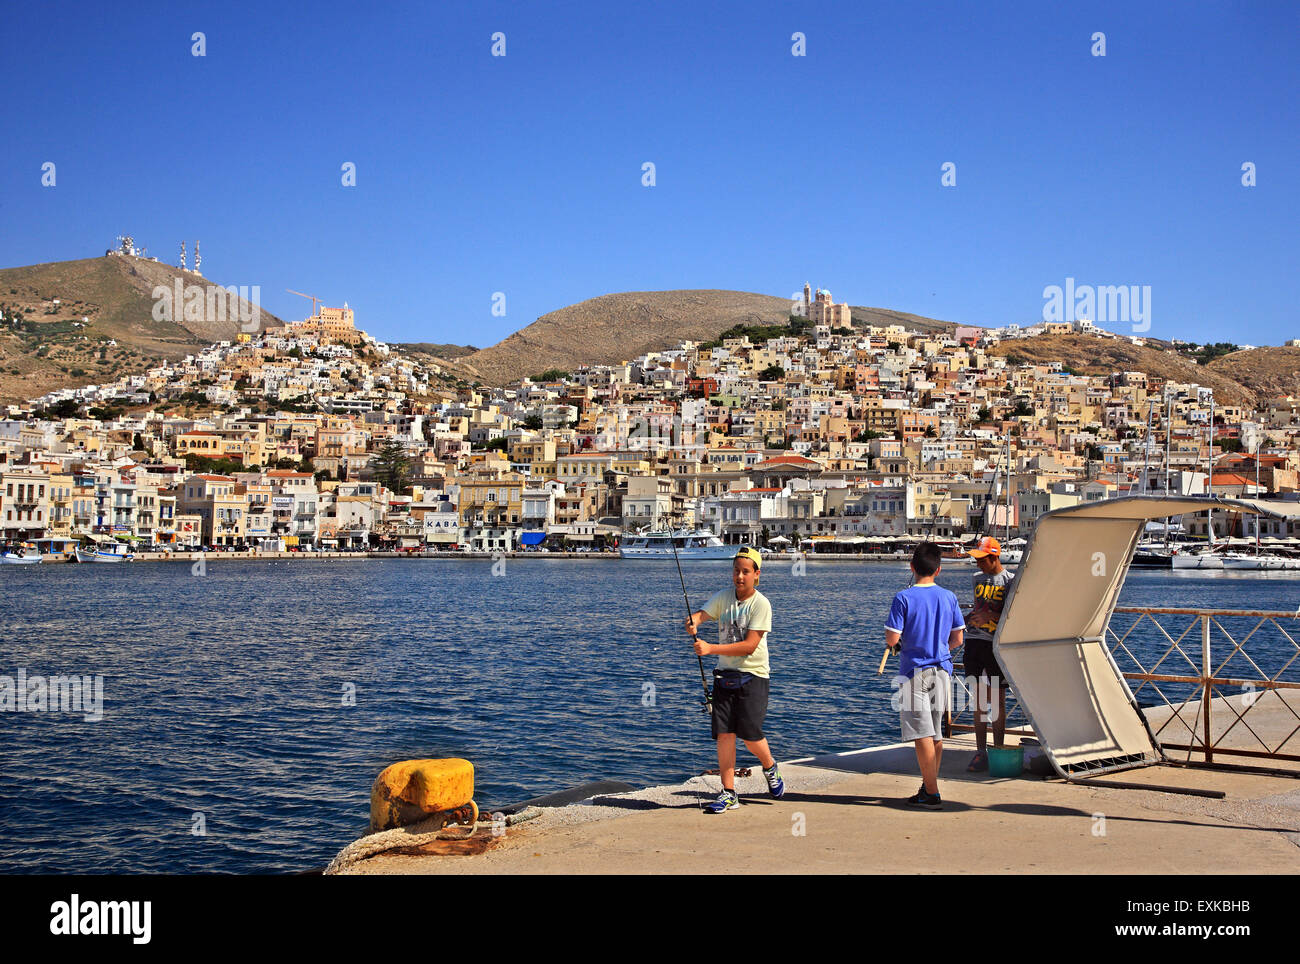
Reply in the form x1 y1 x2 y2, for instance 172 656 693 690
36 549 940 563
331 719 1300 875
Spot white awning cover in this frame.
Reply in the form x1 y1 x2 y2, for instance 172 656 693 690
995 496 1263 777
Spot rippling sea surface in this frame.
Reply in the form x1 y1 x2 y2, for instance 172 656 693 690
2 557 1297 873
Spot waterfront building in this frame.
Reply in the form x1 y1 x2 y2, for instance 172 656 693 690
457 477 524 529
178 474 247 547
1 468 51 541
622 474 674 529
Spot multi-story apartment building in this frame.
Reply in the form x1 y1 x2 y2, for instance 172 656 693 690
178 474 248 547
1 469 51 540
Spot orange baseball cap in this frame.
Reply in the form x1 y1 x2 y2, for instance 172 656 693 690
968 536 1001 558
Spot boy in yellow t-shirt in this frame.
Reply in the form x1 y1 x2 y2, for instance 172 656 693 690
685 547 786 813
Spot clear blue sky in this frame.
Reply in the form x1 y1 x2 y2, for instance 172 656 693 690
2 1 1296 348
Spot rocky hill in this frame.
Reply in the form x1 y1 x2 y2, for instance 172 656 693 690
0 255 283 404
392 342 478 359
1206 346 1300 401
849 306 955 334
457 291 960 385
456 290 794 385
987 335 1259 407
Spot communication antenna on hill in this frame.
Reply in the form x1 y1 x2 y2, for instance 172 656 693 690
194 241 202 276
179 241 187 272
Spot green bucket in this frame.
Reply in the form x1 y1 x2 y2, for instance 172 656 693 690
987 745 1024 778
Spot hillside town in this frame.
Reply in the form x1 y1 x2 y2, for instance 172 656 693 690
3 286 1300 556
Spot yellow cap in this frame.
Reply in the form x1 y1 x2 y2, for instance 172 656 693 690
734 547 762 570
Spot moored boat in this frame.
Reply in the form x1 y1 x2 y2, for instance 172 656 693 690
75 539 134 563
618 528 736 560
1171 549 1224 570
1221 552 1298 571
0 543 43 564
1131 541 1174 568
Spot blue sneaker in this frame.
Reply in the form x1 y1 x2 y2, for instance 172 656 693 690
704 790 739 814
763 763 786 799
906 787 943 810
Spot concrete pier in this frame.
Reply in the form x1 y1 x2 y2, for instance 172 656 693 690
331 729 1300 875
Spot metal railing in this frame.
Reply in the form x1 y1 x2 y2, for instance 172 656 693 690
947 658 1034 737
1108 607 1300 767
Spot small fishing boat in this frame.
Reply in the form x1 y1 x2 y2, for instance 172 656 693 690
75 539 134 563
618 528 735 560
0 543 43 564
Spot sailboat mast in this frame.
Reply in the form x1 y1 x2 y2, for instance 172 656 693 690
1003 433 1011 545
1139 398 1154 495
1206 393 1215 548
1164 388 1173 549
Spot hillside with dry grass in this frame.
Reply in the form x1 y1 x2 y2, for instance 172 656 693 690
988 334 1257 406
457 289 796 384
1207 346 1300 401
0 255 283 404
848 306 956 334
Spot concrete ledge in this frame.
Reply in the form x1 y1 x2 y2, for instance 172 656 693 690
335 733 1300 875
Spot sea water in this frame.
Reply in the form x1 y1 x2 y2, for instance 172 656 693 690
0 559 1295 873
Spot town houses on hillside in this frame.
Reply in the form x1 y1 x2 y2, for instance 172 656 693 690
3 293 1299 553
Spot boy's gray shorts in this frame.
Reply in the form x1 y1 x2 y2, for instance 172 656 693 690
899 667 951 742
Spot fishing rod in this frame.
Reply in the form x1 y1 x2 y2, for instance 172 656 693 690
671 522 712 714
670 521 714 814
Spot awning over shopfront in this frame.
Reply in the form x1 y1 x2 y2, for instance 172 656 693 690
519 532 547 546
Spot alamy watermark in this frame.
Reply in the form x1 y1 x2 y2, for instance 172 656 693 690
1 668 104 722
890 671 1002 719
1042 277 1151 332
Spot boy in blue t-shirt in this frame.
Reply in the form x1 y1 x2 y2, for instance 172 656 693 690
884 542 965 809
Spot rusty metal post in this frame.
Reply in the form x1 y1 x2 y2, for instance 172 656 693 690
1201 613 1213 764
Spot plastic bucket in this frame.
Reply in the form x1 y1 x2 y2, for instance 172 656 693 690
987 745 1024 778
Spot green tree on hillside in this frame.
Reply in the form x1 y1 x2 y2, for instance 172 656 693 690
373 439 411 494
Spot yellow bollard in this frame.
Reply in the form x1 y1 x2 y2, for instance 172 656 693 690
369 758 475 832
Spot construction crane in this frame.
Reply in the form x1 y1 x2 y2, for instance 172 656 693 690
286 289 325 319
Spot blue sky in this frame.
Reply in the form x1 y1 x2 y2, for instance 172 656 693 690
2 1 1296 348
